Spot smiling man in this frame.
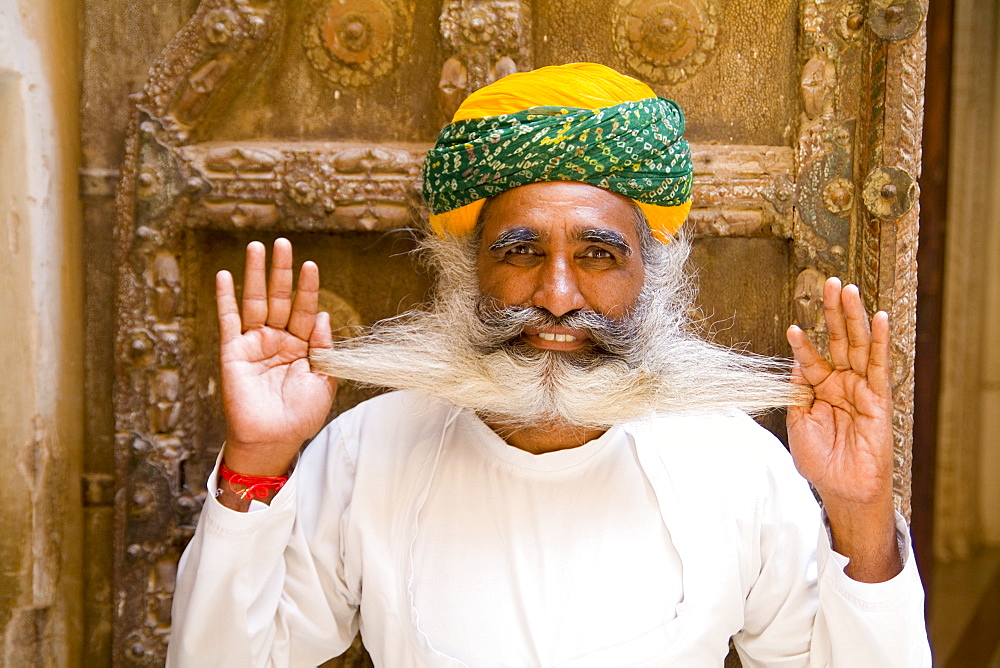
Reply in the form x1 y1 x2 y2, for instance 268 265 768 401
168 64 929 666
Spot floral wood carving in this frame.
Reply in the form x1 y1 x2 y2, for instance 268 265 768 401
881 14 928 521
613 0 719 85
793 0 929 519
180 142 427 231
139 0 283 145
112 1 288 664
182 141 791 236
685 144 795 238
303 0 413 87
437 0 531 118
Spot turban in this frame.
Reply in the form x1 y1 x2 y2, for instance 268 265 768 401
421 62 694 243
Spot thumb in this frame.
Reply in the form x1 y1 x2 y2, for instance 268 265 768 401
310 310 333 350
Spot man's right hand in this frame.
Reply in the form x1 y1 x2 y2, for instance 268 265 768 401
215 238 337 508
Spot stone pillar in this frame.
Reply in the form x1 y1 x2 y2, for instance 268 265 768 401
0 0 84 664
980 10 1000 546
934 0 1000 559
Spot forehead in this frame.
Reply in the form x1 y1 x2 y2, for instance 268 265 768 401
477 182 640 242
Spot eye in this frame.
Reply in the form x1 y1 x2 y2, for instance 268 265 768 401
577 245 623 270
582 246 614 260
507 244 535 255
502 243 543 266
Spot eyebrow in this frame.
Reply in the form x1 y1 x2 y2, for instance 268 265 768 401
576 228 633 255
488 227 541 251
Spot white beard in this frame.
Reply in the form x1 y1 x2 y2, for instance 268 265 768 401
310 232 808 430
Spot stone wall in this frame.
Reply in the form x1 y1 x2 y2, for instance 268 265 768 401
0 0 84 664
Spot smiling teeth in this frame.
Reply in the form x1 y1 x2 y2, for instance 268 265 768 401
538 332 577 342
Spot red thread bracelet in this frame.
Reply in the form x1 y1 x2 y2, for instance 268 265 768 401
219 461 288 500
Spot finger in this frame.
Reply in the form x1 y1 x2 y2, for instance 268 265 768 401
266 238 294 329
867 311 892 396
310 310 333 350
310 311 338 398
842 284 872 373
823 277 850 370
787 324 833 388
216 270 242 346
287 260 321 341
241 241 268 330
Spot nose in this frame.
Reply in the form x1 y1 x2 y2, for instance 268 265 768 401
531 256 587 317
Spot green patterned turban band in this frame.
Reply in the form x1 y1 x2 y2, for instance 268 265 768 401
421 96 694 236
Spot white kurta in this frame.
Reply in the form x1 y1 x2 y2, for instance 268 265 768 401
168 390 930 667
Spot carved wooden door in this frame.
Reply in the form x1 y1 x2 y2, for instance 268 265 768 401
110 0 928 663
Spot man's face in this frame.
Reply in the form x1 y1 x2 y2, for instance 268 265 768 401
475 181 647 354
312 180 796 427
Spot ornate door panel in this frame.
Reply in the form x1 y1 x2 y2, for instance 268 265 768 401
109 0 928 663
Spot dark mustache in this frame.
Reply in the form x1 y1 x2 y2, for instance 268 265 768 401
474 299 638 357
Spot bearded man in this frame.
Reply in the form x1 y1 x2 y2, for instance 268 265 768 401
167 64 929 666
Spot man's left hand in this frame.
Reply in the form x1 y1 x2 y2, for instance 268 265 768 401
786 277 901 583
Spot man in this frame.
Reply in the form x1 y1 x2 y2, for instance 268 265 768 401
168 63 929 666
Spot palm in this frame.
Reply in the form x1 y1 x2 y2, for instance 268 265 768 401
786 279 893 507
787 365 892 504
215 239 336 474
221 326 335 451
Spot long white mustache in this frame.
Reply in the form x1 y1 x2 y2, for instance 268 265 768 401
310 232 809 429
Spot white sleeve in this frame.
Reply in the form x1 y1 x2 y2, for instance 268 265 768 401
166 422 360 668
808 512 931 667
733 452 931 667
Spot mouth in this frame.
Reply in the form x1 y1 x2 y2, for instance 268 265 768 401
522 326 590 351
537 332 577 342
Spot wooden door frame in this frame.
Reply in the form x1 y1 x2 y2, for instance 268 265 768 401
109 0 931 662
